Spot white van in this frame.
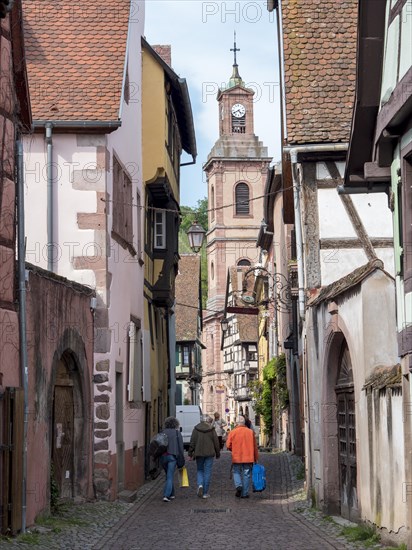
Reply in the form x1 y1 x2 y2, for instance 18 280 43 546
176 405 202 448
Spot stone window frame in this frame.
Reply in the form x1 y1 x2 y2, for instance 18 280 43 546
234 181 252 216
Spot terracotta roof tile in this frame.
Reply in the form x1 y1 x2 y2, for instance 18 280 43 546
175 255 201 342
22 0 130 121
282 0 357 144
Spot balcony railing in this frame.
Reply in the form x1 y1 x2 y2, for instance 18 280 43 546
175 364 190 380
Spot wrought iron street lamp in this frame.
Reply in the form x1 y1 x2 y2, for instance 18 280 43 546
241 265 292 313
221 317 229 334
186 220 206 253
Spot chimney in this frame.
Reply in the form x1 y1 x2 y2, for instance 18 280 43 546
153 45 172 67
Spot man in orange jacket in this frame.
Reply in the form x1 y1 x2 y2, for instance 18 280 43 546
226 415 258 498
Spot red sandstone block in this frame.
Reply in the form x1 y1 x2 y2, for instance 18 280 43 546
0 177 15 242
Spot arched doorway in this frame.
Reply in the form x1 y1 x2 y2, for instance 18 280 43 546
51 353 77 500
335 341 358 521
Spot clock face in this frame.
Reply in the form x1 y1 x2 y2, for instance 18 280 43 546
231 103 246 118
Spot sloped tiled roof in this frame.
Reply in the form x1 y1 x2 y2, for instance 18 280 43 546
363 365 401 391
307 259 388 307
282 0 357 144
175 255 201 342
22 1 130 121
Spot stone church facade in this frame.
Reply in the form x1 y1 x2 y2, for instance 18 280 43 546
202 53 271 421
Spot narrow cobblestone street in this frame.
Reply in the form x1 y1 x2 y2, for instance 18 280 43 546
1 452 386 550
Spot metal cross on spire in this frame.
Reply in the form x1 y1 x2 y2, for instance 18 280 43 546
230 31 240 66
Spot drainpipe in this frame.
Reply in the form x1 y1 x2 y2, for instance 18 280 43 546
17 139 28 533
45 123 53 272
286 143 349 320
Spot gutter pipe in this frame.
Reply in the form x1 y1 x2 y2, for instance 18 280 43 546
337 183 389 194
285 143 349 320
45 124 53 272
17 139 28 532
33 120 121 130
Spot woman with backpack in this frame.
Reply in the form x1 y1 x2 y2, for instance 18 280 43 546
159 416 185 502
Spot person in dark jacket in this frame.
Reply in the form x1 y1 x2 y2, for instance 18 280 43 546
160 416 185 502
188 415 220 499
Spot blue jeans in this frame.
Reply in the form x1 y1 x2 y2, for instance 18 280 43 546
196 456 214 494
233 463 252 497
160 454 177 498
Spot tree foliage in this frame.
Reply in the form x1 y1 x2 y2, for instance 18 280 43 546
248 354 288 436
180 197 208 234
179 197 208 308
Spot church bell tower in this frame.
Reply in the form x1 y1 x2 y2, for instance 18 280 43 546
201 36 272 416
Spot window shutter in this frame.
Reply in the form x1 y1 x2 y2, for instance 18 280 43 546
235 183 250 214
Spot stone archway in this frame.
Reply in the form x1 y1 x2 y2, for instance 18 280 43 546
322 331 358 521
335 342 358 521
49 331 92 505
52 354 76 499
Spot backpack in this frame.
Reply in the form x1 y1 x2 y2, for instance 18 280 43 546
252 463 266 492
149 432 168 459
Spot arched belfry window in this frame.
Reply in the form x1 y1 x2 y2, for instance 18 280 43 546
235 183 250 215
237 259 251 267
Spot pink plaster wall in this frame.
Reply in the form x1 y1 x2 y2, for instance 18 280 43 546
25 267 94 525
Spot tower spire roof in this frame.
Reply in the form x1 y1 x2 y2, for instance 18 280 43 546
228 31 244 89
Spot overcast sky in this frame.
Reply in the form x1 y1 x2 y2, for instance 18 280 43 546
144 0 281 207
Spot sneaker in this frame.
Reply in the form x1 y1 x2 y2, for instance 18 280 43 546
235 486 242 498
170 496 175 500
202 494 210 499
163 496 171 502
197 485 203 498
241 495 249 499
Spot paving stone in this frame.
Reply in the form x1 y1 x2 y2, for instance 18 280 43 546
0 452 390 550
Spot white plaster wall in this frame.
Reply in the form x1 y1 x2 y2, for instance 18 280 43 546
375 248 396 277
351 194 393 238
24 2 146 458
105 1 145 452
306 271 405 532
23 133 98 289
320 248 368 285
318 188 357 239
333 274 403 532
316 161 345 179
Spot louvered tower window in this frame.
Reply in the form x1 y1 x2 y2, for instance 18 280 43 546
235 183 250 215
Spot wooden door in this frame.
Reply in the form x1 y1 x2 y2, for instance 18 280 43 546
52 385 74 499
336 343 358 521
